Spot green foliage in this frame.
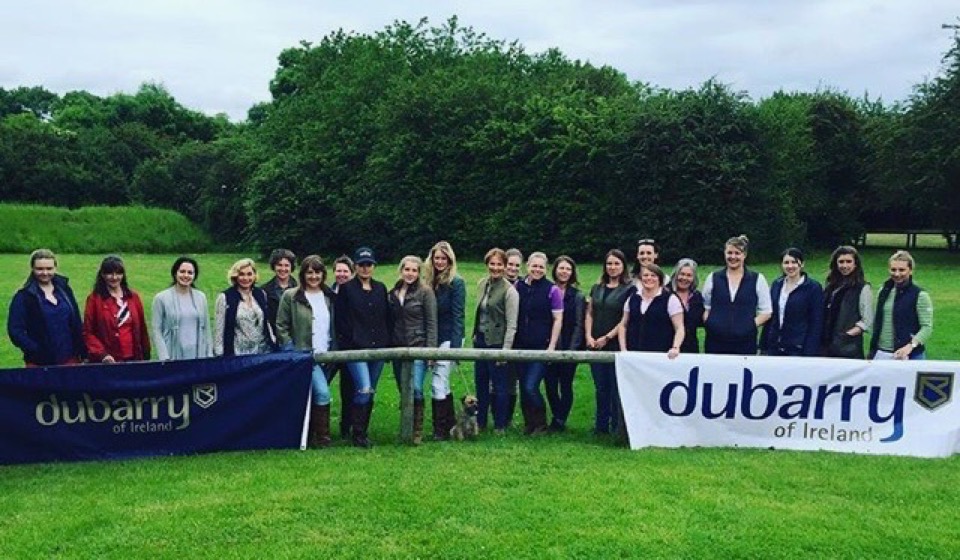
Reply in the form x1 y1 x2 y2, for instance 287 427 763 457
3 19 960 253
755 91 870 248
0 204 212 254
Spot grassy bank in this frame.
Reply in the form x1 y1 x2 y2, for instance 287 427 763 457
0 204 212 253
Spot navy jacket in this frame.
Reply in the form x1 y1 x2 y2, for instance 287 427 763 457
335 276 391 350
435 276 466 348
762 275 824 357
515 277 559 350
7 274 87 365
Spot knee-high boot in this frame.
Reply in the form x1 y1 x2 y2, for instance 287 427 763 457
413 398 424 446
310 404 332 448
351 402 372 449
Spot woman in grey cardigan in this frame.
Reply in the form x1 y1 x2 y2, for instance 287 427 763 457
152 256 213 360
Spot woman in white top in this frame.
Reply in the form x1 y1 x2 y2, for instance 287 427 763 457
702 235 772 355
151 256 213 360
276 255 336 447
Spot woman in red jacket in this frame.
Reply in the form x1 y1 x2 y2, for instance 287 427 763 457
83 255 150 363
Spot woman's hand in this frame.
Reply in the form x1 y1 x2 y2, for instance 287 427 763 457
667 347 680 360
893 342 913 360
102 355 116 364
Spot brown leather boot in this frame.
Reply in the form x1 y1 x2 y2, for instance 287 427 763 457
314 404 331 448
413 398 424 446
308 404 322 447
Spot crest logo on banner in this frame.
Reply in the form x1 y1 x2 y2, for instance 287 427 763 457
914 372 954 411
192 384 218 409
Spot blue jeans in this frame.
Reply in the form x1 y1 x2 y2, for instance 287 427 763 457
311 364 332 405
521 361 547 410
591 362 620 434
474 333 511 429
347 360 384 405
393 359 428 399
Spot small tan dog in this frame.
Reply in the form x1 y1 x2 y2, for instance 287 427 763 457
449 395 480 441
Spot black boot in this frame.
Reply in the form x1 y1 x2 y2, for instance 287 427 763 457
441 394 456 438
530 405 549 436
351 402 372 449
521 403 534 435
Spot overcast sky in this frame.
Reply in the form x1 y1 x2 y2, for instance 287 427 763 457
2 1 957 121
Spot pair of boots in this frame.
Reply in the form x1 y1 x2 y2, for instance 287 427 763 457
308 404 332 448
430 395 456 441
522 403 548 436
351 401 374 448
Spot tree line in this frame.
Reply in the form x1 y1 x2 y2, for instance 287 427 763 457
1 17 957 262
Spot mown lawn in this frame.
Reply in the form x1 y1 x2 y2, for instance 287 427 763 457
1 248 959 558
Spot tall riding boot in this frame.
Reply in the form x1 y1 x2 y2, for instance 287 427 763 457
521 403 534 435
315 404 331 448
309 404 323 447
531 404 548 436
441 394 456 437
413 398 425 446
351 402 372 449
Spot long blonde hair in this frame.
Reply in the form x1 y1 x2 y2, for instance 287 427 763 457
424 241 458 288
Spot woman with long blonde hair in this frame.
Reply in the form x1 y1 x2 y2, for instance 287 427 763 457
424 241 466 440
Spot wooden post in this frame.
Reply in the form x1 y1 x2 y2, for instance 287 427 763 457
398 361 413 443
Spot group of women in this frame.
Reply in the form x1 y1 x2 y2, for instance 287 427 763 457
6 236 933 448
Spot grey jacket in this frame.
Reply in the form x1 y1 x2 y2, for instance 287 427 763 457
151 286 213 360
389 281 438 348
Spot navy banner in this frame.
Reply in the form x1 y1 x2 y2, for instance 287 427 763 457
0 353 313 465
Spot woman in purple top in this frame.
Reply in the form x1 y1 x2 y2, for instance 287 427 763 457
514 251 563 435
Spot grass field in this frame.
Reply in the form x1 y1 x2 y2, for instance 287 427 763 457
2 249 960 558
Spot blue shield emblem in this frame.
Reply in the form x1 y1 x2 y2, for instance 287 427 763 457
914 372 954 411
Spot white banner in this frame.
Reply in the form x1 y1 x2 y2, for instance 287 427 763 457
615 353 960 458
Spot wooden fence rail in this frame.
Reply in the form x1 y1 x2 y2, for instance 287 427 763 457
315 347 616 364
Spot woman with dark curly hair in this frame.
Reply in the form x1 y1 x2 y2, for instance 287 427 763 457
83 255 150 363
